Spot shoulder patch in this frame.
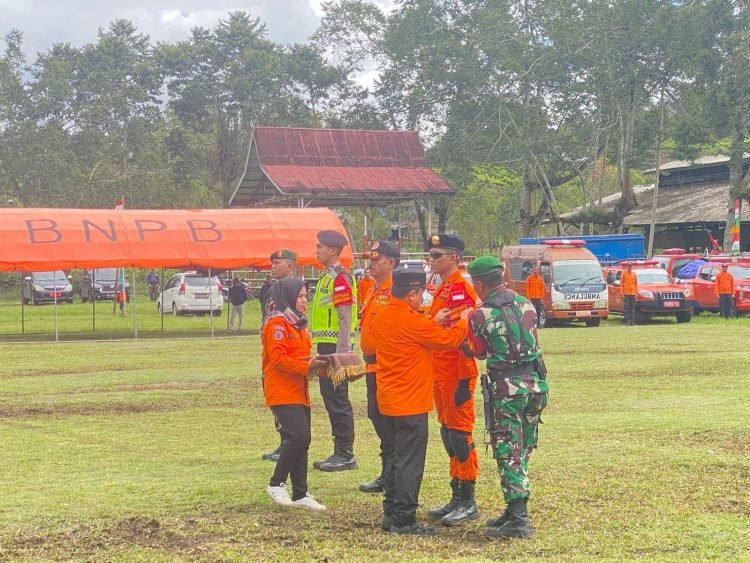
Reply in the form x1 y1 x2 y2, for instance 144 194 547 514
273 328 285 341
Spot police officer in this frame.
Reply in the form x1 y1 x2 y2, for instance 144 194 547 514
426 234 480 526
261 249 298 463
310 230 358 472
358 240 400 493
466 256 549 539
371 268 470 535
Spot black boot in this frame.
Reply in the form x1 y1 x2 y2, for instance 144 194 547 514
360 456 386 493
441 481 480 526
261 443 282 462
427 478 460 520
319 440 357 472
486 507 510 528
313 438 336 469
486 499 532 539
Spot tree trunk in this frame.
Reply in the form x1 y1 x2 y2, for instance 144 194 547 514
415 199 428 242
435 196 450 233
723 122 745 251
613 84 638 226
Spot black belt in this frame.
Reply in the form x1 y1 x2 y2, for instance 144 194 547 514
487 363 534 381
363 354 376 364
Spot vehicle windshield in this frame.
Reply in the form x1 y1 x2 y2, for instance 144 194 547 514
728 267 750 279
91 268 117 282
184 276 222 287
34 271 67 283
635 270 671 284
552 261 604 288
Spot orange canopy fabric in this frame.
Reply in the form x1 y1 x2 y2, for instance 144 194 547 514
0 208 353 271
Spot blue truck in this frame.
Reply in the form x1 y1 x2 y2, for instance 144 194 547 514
519 234 645 265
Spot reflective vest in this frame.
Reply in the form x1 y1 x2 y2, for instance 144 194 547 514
311 267 358 344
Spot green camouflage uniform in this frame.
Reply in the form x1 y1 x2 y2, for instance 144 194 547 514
468 287 549 503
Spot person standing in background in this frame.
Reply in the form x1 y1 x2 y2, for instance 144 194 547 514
620 262 638 326
524 265 545 327
227 278 247 331
715 263 735 319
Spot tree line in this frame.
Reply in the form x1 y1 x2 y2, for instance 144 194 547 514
1 2 749 254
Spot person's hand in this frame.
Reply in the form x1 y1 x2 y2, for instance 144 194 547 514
434 308 452 326
308 356 328 370
454 378 471 406
459 307 472 322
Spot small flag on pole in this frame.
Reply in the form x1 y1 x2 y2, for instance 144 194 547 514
731 199 741 255
115 196 125 211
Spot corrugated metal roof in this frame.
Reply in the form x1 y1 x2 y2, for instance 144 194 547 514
645 153 750 173
229 127 454 207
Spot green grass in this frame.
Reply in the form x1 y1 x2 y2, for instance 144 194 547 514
0 317 748 561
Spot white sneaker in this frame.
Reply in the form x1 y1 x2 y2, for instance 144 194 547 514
267 484 293 506
292 493 327 511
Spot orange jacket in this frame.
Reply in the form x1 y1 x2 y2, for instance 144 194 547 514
715 271 735 295
262 314 311 407
525 273 546 299
360 277 392 372
429 270 478 381
620 270 638 296
372 299 468 416
357 277 375 306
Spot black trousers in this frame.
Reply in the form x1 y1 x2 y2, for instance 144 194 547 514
317 342 355 444
382 413 429 527
269 405 311 501
530 298 543 325
366 373 393 467
623 295 636 325
719 294 734 318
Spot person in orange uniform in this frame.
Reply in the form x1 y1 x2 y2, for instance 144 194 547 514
263 277 327 511
358 241 401 494
620 262 638 326
715 263 735 319
357 268 375 315
524 265 546 326
426 233 481 526
371 268 470 536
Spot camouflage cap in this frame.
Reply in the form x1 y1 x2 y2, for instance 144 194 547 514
467 255 504 278
426 233 465 252
270 249 297 262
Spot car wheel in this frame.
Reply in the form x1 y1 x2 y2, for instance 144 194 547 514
634 309 648 324
81 290 88 303
22 296 29 305
585 318 601 327
675 310 692 323
538 307 549 328
157 302 162 314
172 302 180 316
212 309 222 317
31 293 37 306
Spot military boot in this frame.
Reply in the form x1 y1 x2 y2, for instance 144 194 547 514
486 507 510 528
427 478 460 520
319 440 358 472
313 438 337 470
359 457 386 493
441 481 480 526
485 498 532 539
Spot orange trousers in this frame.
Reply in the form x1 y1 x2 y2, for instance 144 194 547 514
434 377 478 481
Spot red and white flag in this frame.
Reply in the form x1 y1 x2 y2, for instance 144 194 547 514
115 196 124 210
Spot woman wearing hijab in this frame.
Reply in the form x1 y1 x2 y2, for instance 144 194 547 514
263 277 327 511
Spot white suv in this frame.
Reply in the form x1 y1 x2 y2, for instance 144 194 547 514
157 273 223 316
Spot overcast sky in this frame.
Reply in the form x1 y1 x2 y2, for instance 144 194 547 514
2 0 393 59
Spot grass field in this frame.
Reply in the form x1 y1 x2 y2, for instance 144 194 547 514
0 315 748 561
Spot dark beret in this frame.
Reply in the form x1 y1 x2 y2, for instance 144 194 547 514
393 268 426 289
369 240 400 259
317 230 349 248
426 233 465 252
269 249 297 262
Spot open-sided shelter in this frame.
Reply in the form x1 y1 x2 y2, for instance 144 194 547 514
228 126 454 208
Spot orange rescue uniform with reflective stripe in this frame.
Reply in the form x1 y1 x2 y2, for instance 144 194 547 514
715 271 735 295
371 299 468 416
360 277 392 373
262 315 311 407
525 273 545 299
620 270 638 296
357 277 375 307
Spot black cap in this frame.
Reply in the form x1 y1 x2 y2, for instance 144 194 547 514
721 263 728 268
368 240 400 259
426 233 465 252
317 230 349 248
393 268 426 289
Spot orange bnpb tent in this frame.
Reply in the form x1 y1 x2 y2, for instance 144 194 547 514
0 208 353 271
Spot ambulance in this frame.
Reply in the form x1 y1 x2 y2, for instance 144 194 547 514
501 240 608 327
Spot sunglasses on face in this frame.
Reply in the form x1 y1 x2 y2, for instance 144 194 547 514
429 251 453 260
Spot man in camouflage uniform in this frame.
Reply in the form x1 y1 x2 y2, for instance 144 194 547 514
466 256 549 539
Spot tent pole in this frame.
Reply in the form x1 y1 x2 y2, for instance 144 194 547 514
54 284 59 343
91 269 96 333
20 274 24 335
132 268 138 340
160 267 165 333
209 268 215 338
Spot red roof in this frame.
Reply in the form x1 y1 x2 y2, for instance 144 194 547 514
229 127 454 207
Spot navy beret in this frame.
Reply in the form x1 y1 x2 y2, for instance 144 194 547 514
393 268 426 289
426 233 465 252
317 230 349 248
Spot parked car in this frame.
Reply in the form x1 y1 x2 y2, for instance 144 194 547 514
79 268 131 302
676 261 750 315
603 261 694 324
157 272 224 316
22 271 74 305
651 248 702 278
